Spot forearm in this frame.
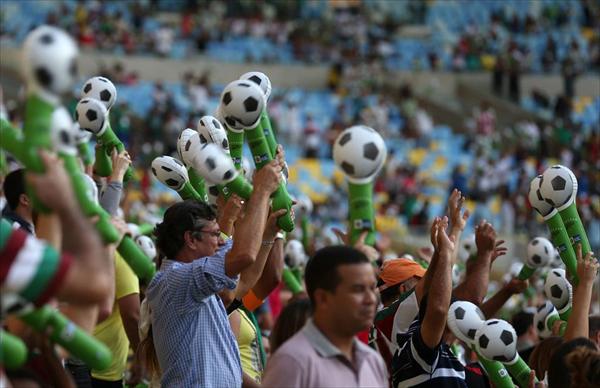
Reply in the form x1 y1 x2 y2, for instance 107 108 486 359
99 181 123 215
253 239 284 299
235 243 273 299
122 315 141 351
242 372 261 388
564 282 593 340
421 250 440 293
453 251 492 304
36 213 62 249
422 249 453 347
480 287 512 318
450 227 463 265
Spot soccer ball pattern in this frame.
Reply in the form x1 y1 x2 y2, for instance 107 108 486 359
177 129 201 167
50 106 77 156
74 122 92 145
447 301 486 345
81 76 117 110
75 98 107 134
333 125 387 182
539 165 576 208
476 319 517 363
23 25 78 95
528 175 553 217
533 301 559 339
197 115 230 154
284 240 308 268
458 233 477 262
544 268 572 311
191 144 238 185
240 71 272 101
526 237 554 268
151 156 189 191
220 80 265 130
135 235 157 260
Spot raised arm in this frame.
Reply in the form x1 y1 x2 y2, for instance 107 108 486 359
480 278 528 318
420 217 455 349
447 189 470 264
564 244 598 340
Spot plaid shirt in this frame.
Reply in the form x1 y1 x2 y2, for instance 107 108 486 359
146 239 242 387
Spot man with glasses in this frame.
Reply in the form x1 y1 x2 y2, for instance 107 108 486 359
146 159 283 387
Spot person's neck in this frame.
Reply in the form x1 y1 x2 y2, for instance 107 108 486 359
16 208 33 225
174 249 197 263
313 314 355 361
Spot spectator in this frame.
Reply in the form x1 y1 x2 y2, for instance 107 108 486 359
511 311 538 362
2 169 35 234
269 297 312 354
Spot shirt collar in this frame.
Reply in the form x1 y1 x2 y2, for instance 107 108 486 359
302 318 366 359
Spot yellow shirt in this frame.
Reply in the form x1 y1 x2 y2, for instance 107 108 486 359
238 309 263 383
92 254 139 381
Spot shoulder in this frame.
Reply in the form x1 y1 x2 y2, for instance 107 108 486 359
356 340 387 369
272 330 315 361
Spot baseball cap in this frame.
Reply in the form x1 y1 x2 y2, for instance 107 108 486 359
378 258 426 292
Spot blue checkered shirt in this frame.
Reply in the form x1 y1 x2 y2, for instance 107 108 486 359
146 239 242 387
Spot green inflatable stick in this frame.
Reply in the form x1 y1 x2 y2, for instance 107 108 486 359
291 267 303 284
504 355 536 388
543 312 567 337
301 215 310 253
188 168 208 202
347 180 376 246
94 122 133 182
226 128 245 170
0 118 26 164
259 110 278 158
0 149 7 176
1 330 28 370
245 121 294 232
558 203 591 259
138 223 154 236
20 306 112 371
517 264 535 280
177 181 203 201
77 142 93 167
475 350 515 388
94 143 113 177
217 175 253 200
282 267 303 294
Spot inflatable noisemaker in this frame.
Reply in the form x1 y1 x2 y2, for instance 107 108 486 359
333 125 387 246
239 71 278 156
1 329 28 369
74 122 94 167
151 155 202 201
220 80 294 232
0 149 7 176
540 166 590 268
20 25 78 211
135 235 157 261
447 302 514 388
0 118 27 165
517 237 554 280
217 104 244 170
282 266 303 294
20 305 112 370
295 194 313 252
190 143 253 200
528 175 578 283
177 128 208 201
475 319 537 387
544 269 572 320
534 301 566 338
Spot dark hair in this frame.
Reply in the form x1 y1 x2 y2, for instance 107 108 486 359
3 169 26 210
304 245 369 307
511 311 534 337
154 199 216 259
566 346 600 388
589 315 600 339
548 337 598 387
270 298 312 354
528 336 564 380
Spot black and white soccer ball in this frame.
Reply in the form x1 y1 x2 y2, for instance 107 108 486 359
528 175 553 217
50 106 77 155
81 76 117 110
239 71 272 101
539 165 577 209
295 193 313 215
207 184 220 205
452 264 463 286
73 122 92 145
241 157 255 181
135 235 157 260
127 223 141 239
284 240 308 268
533 301 559 339
550 248 564 269
332 125 387 182
458 233 476 262
1 293 35 318
220 80 265 130
151 156 189 191
22 25 78 95
80 171 99 205
475 319 517 363
177 129 201 167
191 143 238 185
526 237 554 268
197 115 230 154
447 301 486 346
544 268 572 311
75 98 107 135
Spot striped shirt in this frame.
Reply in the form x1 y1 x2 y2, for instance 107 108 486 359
392 318 466 387
0 219 72 308
146 238 242 387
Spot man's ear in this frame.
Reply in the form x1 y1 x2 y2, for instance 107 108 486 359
19 193 30 208
183 230 198 249
313 289 330 311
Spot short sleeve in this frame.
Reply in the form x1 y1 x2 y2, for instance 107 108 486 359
115 253 140 299
410 324 440 373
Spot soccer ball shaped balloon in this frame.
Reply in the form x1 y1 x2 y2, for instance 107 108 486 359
220 80 265 130
127 223 141 239
81 172 99 205
191 144 238 185
178 130 202 167
539 165 576 208
135 235 157 260
81 76 117 110
458 234 476 262
207 185 220 205
50 107 77 155
74 122 92 145
544 268 572 311
197 116 230 153
526 237 553 268
240 71 272 101
447 301 486 346
333 125 387 183
476 319 517 363
528 175 553 217
22 25 78 95
533 301 559 339
75 98 107 134
284 240 308 268
151 156 189 191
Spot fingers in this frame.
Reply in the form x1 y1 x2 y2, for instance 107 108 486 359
332 227 348 244
270 208 288 219
576 243 582 261
462 208 470 221
356 230 368 246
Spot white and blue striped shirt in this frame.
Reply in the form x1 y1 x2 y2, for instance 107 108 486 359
146 239 242 387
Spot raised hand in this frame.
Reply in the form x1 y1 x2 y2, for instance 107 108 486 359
252 160 283 195
109 149 132 183
576 244 599 285
447 189 470 235
504 278 528 294
475 220 497 256
491 239 508 262
26 150 77 214
263 208 288 242
436 216 454 255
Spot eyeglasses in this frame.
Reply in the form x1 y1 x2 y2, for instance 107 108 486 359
197 230 222 238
